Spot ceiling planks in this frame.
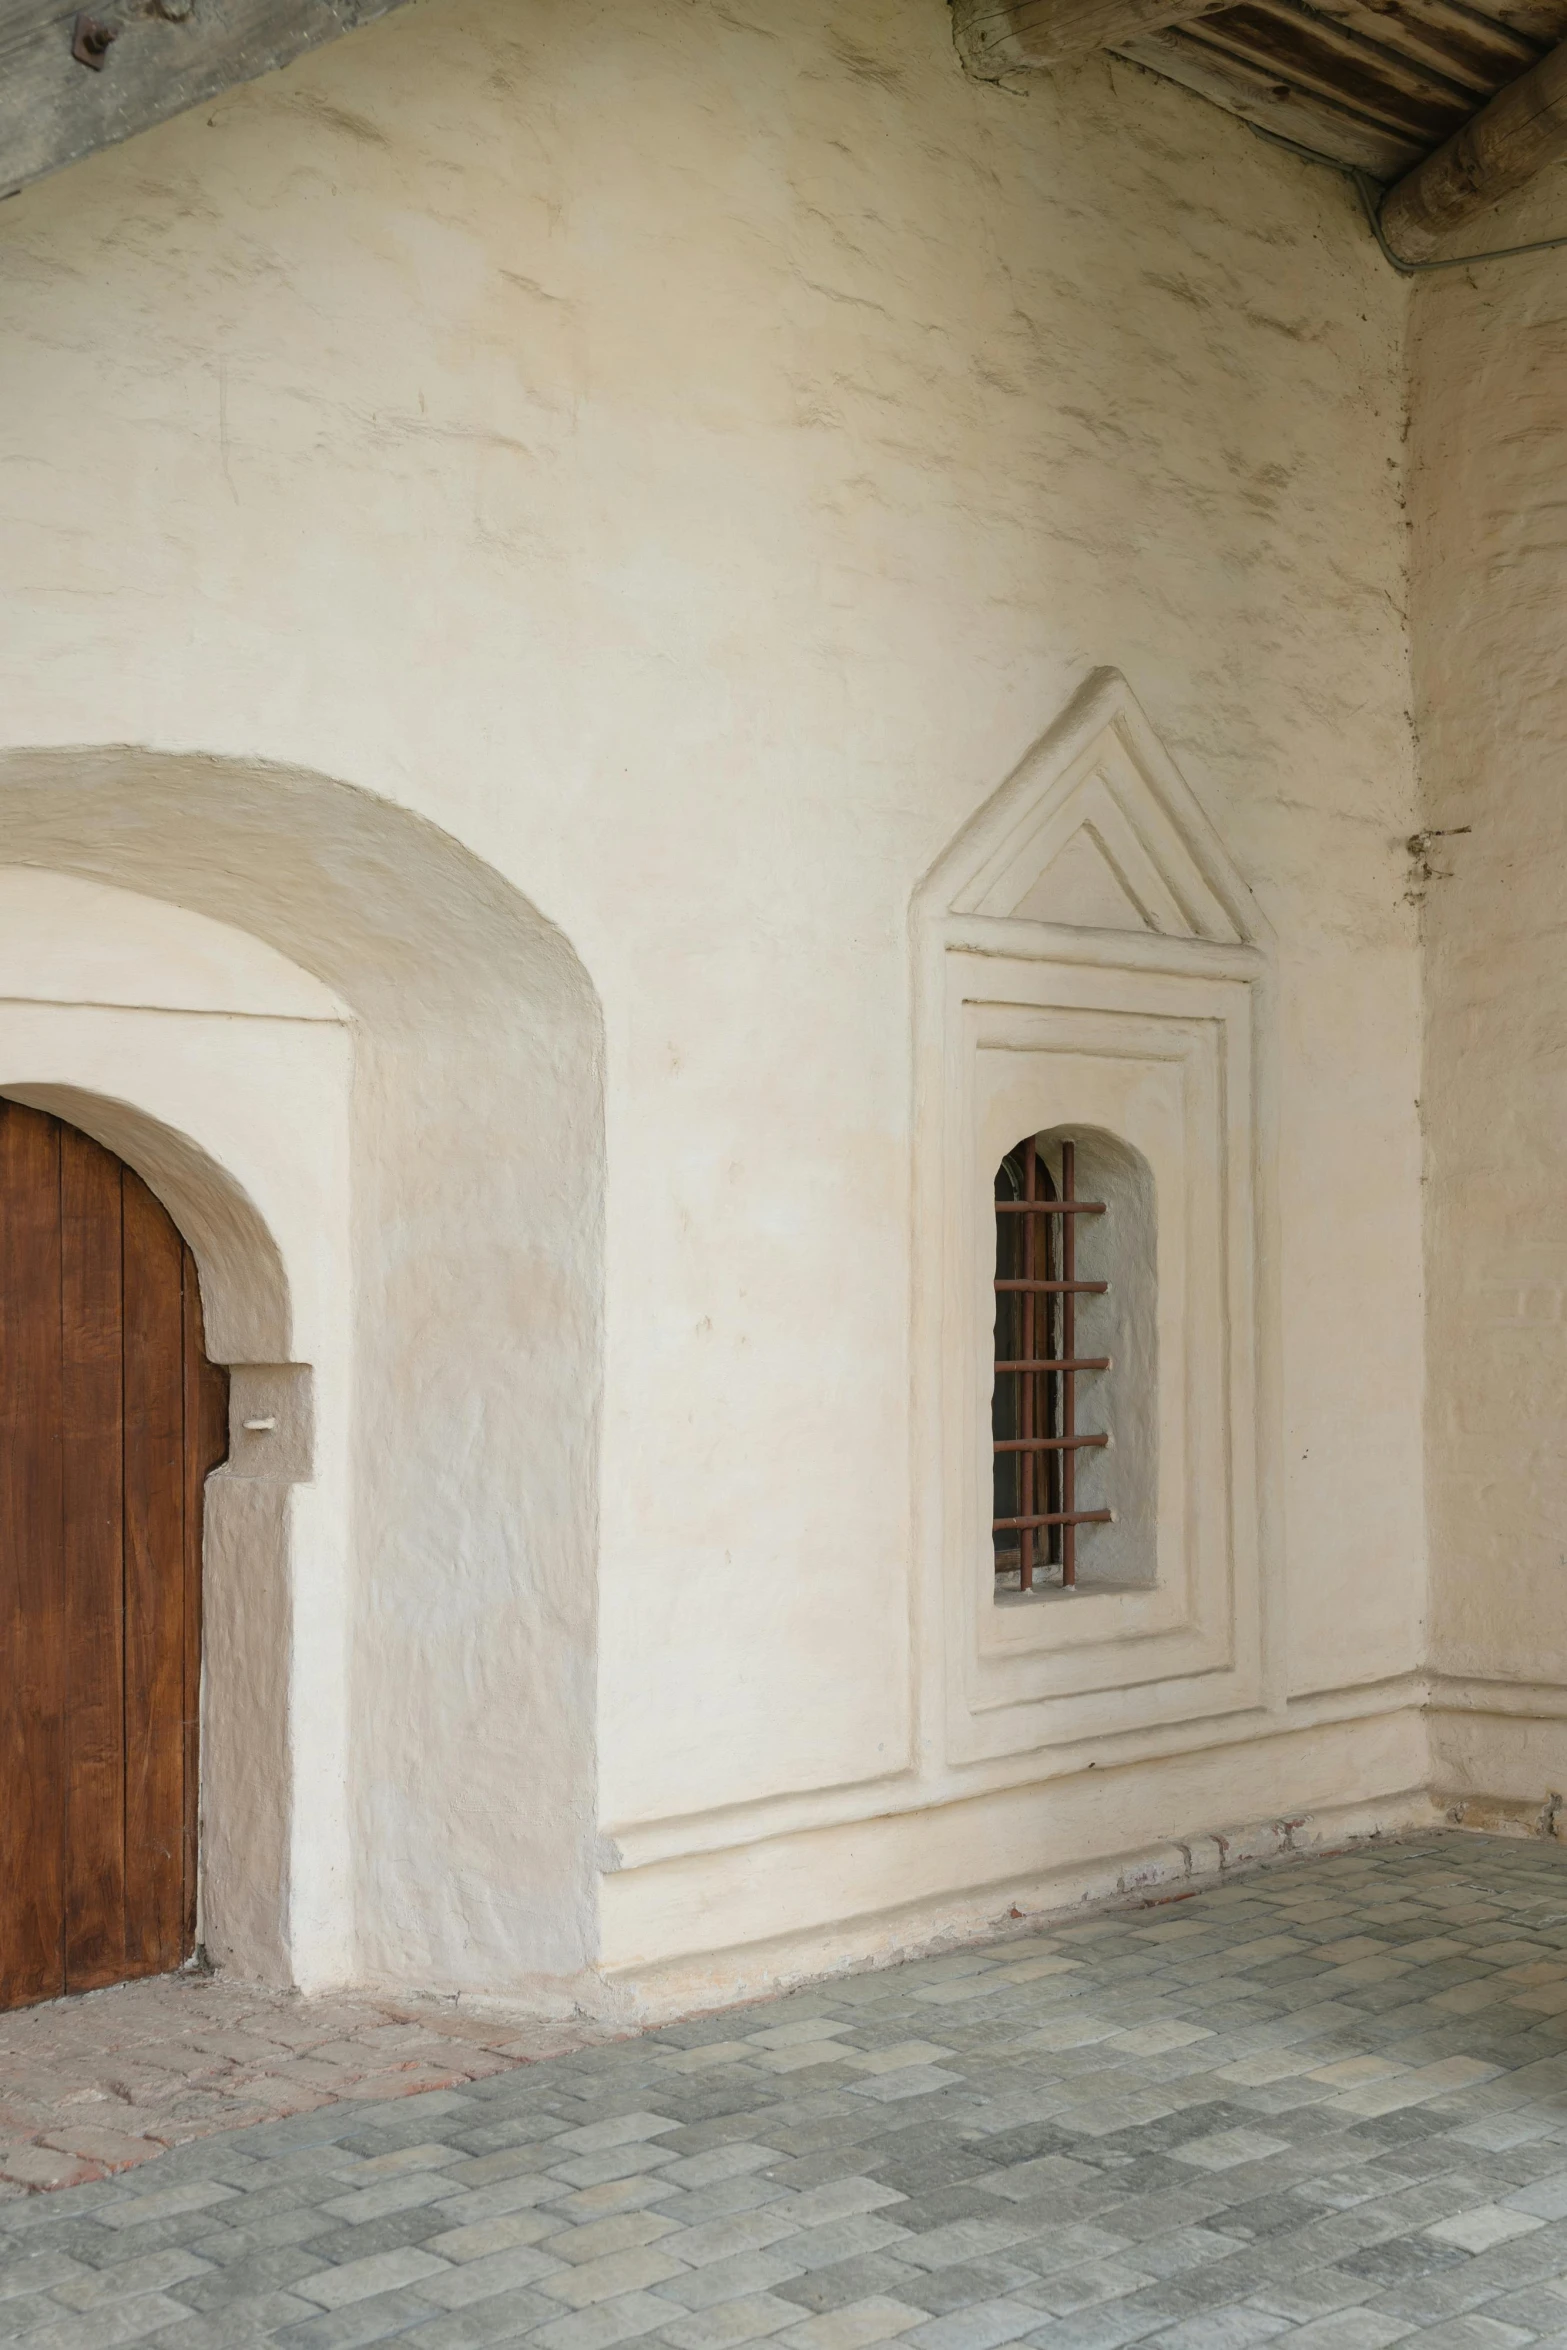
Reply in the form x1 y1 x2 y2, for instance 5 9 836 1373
953 0 1221 72
1382 31 1567 249
1112 21 1433 168
956 0 1567 201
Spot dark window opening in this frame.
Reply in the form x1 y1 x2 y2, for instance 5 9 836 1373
992 1133 1111 1594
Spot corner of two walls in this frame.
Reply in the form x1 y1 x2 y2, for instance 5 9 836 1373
1408 162 1567 1840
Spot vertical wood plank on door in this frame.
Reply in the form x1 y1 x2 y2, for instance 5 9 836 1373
181 1251 228 1955
122 1166 187 1975
1 1106 216 2010
0 1104 66 2008
60 1127 128 1991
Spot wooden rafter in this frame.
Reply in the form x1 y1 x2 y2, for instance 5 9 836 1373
1380 33 1567 254
952 0 1224 75
0 0 415 201
952 0 1567 262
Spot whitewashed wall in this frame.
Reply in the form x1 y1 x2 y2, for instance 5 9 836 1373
0 0 1425 2003
1412 179 1567 1820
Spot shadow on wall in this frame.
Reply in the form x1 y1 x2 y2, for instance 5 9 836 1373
0 747 605 1994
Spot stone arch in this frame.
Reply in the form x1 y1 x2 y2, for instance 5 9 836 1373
0 748 605 1999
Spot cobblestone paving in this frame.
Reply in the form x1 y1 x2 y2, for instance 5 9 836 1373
15 1836 1567 2349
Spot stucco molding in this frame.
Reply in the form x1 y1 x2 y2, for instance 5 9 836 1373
912 669 1276 1772
915 666 1270 953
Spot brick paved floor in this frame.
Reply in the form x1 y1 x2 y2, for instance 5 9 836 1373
0 1974 609 2194
12 1835 1567 2349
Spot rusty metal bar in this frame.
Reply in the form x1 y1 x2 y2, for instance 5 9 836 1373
995 1357 1109 1372
996 1278 1107 1293
1020 1134 1036 1591
994 1434 1108 1452
995 1509 1113 1530
1062 1139 1078 1587
995 1200 1105 1215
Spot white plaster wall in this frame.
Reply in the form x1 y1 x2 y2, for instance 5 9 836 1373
0 0 1423 1989
1410 176 1567 1808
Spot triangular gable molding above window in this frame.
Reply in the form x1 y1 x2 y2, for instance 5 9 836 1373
922 668 1264 952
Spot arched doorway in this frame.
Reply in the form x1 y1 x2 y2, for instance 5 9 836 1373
0 756 603 1997
0 1100 229 2010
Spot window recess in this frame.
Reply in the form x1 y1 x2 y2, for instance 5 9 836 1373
992 1134 1112 1593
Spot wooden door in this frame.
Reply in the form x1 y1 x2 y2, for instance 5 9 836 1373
0 1102 229 2010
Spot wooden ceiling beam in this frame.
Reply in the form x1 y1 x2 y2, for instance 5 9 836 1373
0 0 414 202
1379 33 1567 254
952 0 1226 76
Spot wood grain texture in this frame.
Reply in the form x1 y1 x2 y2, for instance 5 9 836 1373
0 0 415 200
0 1105 66 2010
0 1104 223 2009
1113 23 1427 170
181 1251 228 1953
60 1125 127 1994
1190 0 1486 136
1381 33 1567 252
950 0 1567 183
953 0 1222 73
122 1166 188 1978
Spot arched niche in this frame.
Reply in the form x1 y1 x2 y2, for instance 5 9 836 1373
0 750 605 2001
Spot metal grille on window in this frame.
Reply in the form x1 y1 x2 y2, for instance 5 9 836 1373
992 1135 1111 1592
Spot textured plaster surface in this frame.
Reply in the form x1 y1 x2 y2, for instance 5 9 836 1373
0 0 1422 1988
1411 173 1567 1789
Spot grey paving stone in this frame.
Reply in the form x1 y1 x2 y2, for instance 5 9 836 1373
0 2288 73 2332
158 2244 336 2313
903 2298 1048 2350
1334 2233 1473 2286
1410 2320 1535 2350
272 2288 457 2348
1017 2298 1169 2349
655 2251 809 2312
1142 2311 1288 2350
0 2243 93 2299
889 2261 1043 2317
1244 2267 1385 2320
772 2255 926 2314
653 2289 805 2348
529 2289 681 2350
292 2243 452 2308
7 2292 199 2349
24 1841 1567 2348
141 2293 325 2349
1026 2262 1157 2319
1341 2263 1503 2324
1481 2278 1567 2330
394 2301 557 2350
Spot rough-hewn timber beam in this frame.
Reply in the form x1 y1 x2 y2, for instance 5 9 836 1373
952 0 1225 77
0 0 414 201
1380 35 1567 258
